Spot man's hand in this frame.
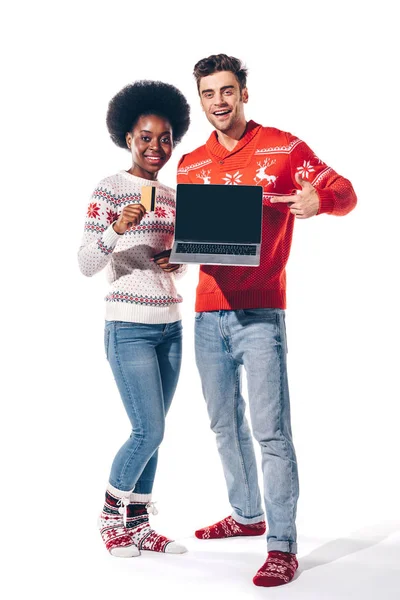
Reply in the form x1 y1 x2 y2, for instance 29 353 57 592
113 204 147 234
270 173 320 219
152 249 180 273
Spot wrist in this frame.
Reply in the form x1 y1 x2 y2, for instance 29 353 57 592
112 221 125 235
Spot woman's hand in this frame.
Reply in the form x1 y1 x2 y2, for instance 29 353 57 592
152 249 180 273
113 204 146 234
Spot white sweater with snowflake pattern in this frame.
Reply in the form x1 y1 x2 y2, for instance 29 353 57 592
78 171 185 324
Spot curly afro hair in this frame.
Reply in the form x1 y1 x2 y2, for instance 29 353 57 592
106 80 190 150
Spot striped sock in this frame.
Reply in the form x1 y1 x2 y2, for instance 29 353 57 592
98 490 140 557
126 501 187 554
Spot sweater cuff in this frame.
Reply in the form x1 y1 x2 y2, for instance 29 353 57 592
173 263 187 279
316 189 335 215
102 223 121 247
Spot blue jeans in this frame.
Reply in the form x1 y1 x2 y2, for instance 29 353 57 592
195 309 298 553
104 320 182 493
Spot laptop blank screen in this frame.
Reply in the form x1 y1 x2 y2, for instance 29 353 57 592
175 184 263 244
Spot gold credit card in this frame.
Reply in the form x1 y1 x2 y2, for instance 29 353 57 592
141 186 156 212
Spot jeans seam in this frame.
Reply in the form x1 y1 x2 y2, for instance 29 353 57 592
276 314 285 448
277 314 296 541
111 322 146 489
104 326 110 360
233 364 251 516
219 314 252 517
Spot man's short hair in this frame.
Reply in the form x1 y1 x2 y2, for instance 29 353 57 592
193 54 248 92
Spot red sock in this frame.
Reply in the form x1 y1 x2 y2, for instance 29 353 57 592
253 551 298 587
195 515 266 539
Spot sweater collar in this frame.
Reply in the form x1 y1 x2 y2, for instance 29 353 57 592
119 170 161 186
206 120 261 159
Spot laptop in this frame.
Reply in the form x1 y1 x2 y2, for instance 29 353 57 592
169 184 263 266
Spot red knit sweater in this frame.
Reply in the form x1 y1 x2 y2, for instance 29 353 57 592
177 121 357 312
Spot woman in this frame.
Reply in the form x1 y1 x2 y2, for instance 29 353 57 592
78 81 190 557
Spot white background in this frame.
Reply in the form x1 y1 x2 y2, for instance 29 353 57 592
2 0 399 598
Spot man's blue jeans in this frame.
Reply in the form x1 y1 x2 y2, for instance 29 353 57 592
104 320 182 493
195 309 298 553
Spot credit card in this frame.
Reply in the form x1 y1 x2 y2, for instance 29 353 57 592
141 186 156 212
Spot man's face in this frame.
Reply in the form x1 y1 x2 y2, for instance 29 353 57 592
199 71 248 134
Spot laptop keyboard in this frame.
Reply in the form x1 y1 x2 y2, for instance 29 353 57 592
176 243 257 256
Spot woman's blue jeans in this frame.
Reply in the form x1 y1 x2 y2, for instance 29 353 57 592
195 309 299 553
104 320 182 493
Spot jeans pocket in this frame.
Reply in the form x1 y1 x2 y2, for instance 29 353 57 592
195 312 204 321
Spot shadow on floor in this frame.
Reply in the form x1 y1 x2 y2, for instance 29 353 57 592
299 520 400 572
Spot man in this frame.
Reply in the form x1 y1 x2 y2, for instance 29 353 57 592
177 54 357 587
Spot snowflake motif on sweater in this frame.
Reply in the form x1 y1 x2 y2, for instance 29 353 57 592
87 202 100 219
222 171 243 185
105 208 119 225
154 206 168 218
296 160 315 179
78 171 186 324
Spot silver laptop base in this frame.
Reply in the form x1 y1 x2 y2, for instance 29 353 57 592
169 253 260 266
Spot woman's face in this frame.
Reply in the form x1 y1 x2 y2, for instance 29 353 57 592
126 114 173 180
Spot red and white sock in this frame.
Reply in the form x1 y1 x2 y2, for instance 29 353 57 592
195 515 266 539
253 551 298 587
126 492 187 554
98 487 139 557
